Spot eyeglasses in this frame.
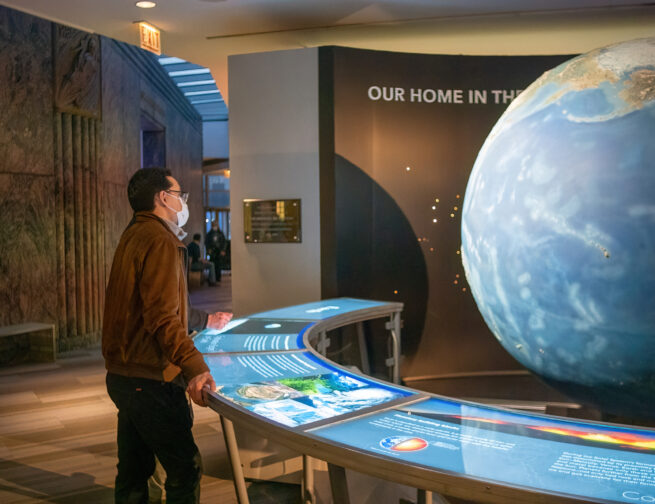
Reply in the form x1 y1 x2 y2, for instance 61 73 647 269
166 190 189 203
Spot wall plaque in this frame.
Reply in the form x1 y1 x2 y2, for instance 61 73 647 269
244 199 301 243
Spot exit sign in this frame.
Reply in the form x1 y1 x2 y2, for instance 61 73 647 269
139 22 161 55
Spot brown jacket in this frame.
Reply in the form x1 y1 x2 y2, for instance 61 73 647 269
102 211 209 382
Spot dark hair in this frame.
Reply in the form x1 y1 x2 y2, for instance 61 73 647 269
127 168 172 212
193 233 201 241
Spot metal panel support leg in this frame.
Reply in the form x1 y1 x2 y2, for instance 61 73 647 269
302 454 315 504
392 311 401 384
220 415 250 504
356 322 371 375
328 463 350 504
317 331 330 356
418 489 453 504
417 489 433 504
385 311 402 384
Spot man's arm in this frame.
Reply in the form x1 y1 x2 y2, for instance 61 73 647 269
187 372 216 407
188 304 209 333
140 238 209 383
189 301 232 333
207 311 232 329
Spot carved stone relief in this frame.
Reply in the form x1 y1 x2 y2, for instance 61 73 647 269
54 25 101 118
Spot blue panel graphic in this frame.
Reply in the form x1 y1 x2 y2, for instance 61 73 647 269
216 318 312 335
194 321 312 354
249 298 390 320
194 332 301 353
313 398 655 503
206 352 411 427
205 352 327 384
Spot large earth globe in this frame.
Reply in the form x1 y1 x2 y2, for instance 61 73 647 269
461 37 655 420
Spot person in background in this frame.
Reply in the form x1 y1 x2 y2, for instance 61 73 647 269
205 221 226 283
103 167 231 504
187 233 218 287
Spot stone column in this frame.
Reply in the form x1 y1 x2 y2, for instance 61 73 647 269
53 26 103 348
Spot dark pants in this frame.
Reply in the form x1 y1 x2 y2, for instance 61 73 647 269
209 252 222 282
190 260 217 285
106 373 202 504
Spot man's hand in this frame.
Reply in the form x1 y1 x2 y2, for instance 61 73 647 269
207 311 233 330
187 371 216 407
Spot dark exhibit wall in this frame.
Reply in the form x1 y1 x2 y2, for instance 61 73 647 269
0 6 203 353
325 47 572 379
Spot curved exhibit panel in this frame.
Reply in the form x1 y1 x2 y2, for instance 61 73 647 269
201 298 655 503
248 297 391 320
204 350 412 428
312 397 655 503
193 319 311 353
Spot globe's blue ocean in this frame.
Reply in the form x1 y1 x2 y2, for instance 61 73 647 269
461 38 655 419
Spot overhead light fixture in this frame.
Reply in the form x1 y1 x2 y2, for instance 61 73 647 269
159 57 186 65
177 79 216 87
169 68 211 77
184 90 221 96
190 98 225 105
136 1 157 8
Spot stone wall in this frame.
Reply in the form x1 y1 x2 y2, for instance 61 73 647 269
0 5 203 353
0 8 59 343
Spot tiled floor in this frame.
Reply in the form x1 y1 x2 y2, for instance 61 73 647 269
0 276 301 503
189 273 233 315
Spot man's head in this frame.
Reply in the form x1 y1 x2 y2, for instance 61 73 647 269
211 220 218 231
127 168 188 226
193 233 201 242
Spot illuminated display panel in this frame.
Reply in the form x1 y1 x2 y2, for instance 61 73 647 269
194 319 312 353
216 318 312 334
249 298 390 321
205 352 412 427
312 397 655 503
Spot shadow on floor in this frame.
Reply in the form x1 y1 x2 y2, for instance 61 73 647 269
247 480 302 504
0 458 113 503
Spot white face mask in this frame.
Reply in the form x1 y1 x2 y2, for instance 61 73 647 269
164 193 189 227
176 201 189 227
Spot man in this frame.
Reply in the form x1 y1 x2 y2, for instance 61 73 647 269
103 168 230 504
187 233 218 287
205 220 226 282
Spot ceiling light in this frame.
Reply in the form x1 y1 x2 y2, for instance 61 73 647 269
136 1 157 8
177 79 216 87
190 98 225 105
159 57 186 65
184 90 220 96
169 68 211 77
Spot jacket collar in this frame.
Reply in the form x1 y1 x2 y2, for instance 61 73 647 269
133 211 186 246
164 219 188 241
